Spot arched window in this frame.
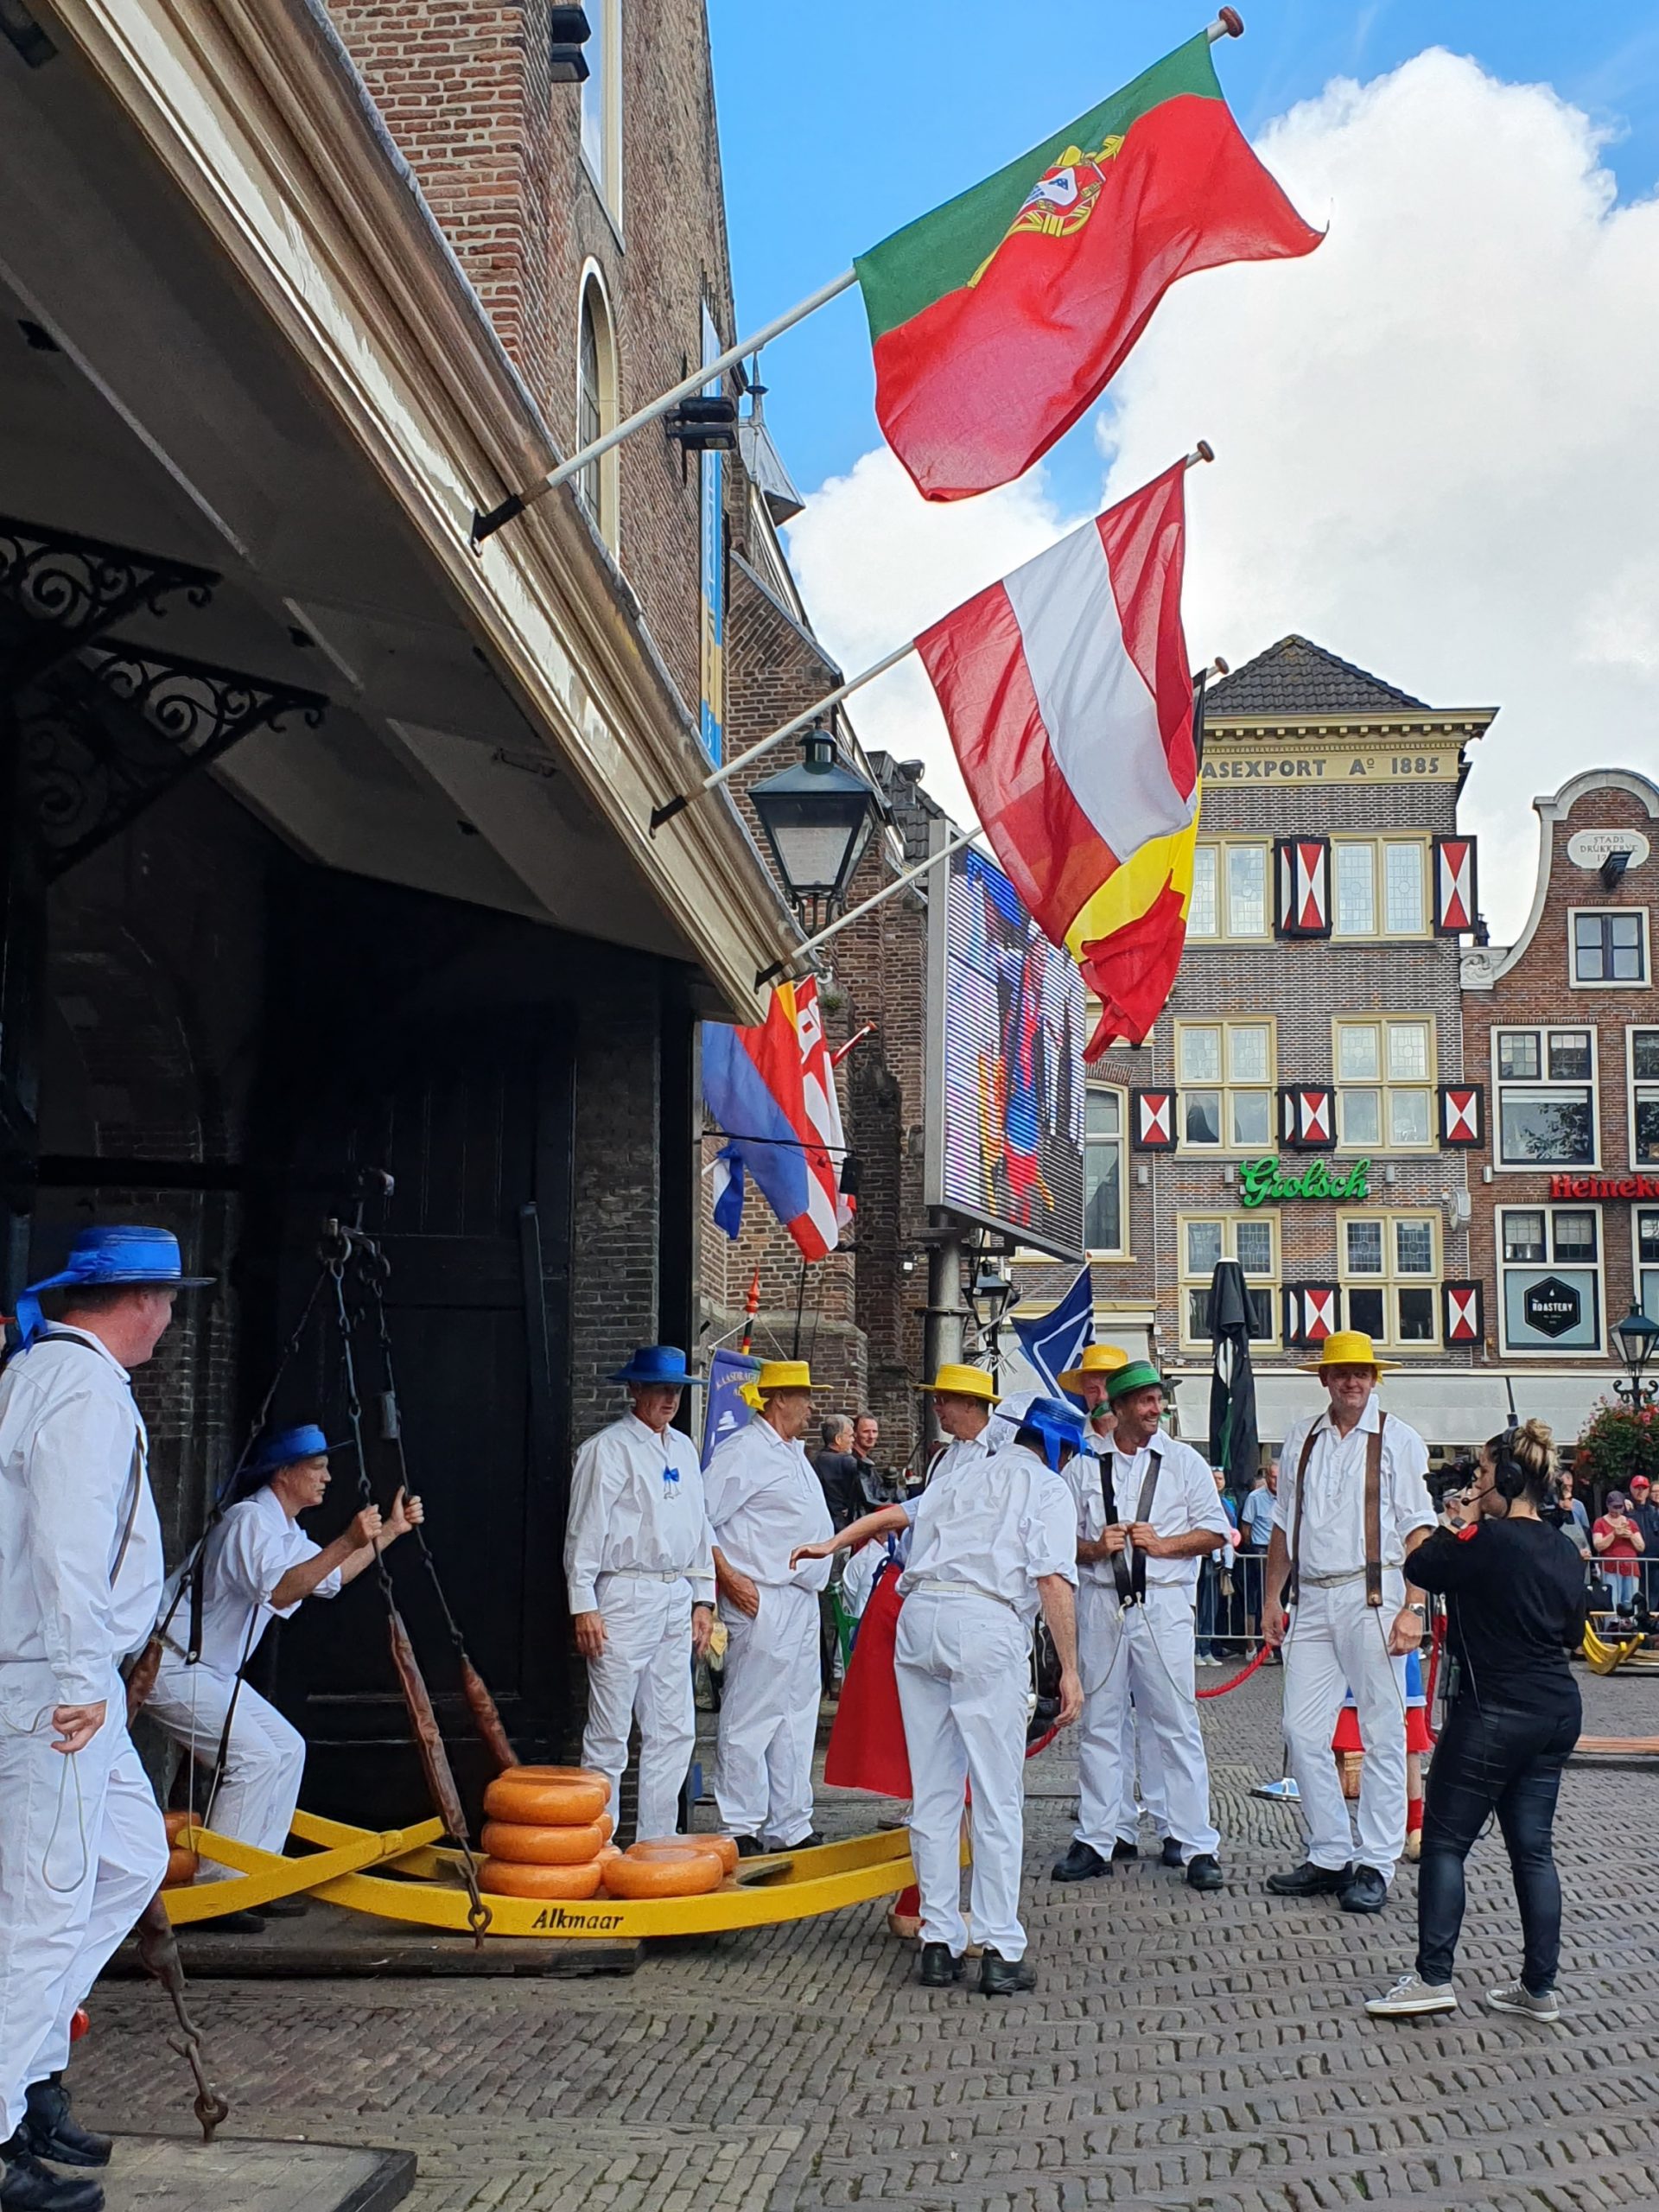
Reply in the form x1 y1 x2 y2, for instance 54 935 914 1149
575 273 619 547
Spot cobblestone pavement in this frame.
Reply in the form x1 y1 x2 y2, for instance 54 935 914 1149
72 1666 1659 2211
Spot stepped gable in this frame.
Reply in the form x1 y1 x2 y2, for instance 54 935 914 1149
1204 635 1430 717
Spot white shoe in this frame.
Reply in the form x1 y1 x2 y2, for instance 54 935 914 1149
1485 1980 1560 2022
1365 1972 1457 2018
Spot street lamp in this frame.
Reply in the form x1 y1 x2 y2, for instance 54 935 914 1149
1612 1305 1659 1408
967 1258 1017 1370
747 728 880 927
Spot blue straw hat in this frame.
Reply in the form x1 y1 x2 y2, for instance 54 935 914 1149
241 1423 343 1488
15 1224 213 1350
609 1345 700 1388
1001 1393 1088 1471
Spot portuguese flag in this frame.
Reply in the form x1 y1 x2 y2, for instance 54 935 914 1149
855 32 1321 501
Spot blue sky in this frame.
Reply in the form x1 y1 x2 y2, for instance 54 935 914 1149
709 0 1659 514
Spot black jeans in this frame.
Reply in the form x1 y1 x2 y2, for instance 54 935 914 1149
1416 1692 1580 1993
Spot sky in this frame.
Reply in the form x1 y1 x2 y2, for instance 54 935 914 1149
707 1 1659 940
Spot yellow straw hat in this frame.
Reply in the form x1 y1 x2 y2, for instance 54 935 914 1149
915 1362 1001 1403
1056 1343 1130 1393
1300 1328 1402 1375
754 1358 813 1393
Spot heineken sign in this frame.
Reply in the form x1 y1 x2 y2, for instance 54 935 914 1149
1238 1156 1371 1210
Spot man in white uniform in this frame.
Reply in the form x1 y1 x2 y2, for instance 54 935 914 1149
564 1347 714 1839
794 1370 1081 1995
1264 1331 1435 1915
0 1226 209 2212
705 1359 832 1855
146 1423 423 1911
1052 1362 1230 1894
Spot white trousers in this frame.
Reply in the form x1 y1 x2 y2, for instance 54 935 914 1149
580 1573 696 1840
0 1668 168 2138
1282 1570 1410 1883
1075 1580 1218 1864
146 1659 307 1872
1118 1700 1169 1842
715 1581 819 1847
895 1590 1031 1961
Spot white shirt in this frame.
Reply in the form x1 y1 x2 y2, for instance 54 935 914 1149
0 1326 162 1705
899 1434 1077 1625
1066 1429 1228 1592
166 1484 343 1675
1274 1395 1435 1580
563 1414 715 1614
703 1416 833 1592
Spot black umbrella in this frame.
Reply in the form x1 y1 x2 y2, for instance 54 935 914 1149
1207 1258 1260 1500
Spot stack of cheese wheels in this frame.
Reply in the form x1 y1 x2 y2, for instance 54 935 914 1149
599 1834 735 1899
162 1808 200 1890
479 1766 615 1900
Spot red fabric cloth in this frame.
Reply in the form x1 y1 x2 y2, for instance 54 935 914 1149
823 1562 912 1799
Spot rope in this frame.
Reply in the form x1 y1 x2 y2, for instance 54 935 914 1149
1195 1643 1270 1699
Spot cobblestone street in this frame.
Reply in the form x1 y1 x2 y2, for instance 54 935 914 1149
70 1668 1659 2212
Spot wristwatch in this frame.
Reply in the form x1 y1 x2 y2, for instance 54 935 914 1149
1408 1603 1427 1619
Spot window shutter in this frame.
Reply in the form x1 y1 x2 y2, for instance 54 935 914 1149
1130 1090 1176 1150
1284 1284 1341 1346
1439 1084 1483 1146
1274 837 1332 938
1442 1281 1483 1346
1433 836 1478 934
1279 1086 1337 1150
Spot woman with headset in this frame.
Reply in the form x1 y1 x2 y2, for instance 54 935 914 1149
1366 1419 1586 2022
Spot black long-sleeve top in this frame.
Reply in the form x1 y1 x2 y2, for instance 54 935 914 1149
1409 1516 1586 1715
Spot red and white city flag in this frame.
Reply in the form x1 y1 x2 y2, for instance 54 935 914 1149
1433 836 1478 934
1285 1285 1339 1344
1131 1090 1175 1149
1281 1087 1335 1149
1443 1281 1483 1344
1439 1084 1483 1145
1275 838 1331 937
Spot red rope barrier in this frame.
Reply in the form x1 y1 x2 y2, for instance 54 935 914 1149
1421 1613 1446 1744
1196 1643 1271 1699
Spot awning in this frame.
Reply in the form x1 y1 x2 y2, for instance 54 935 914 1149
1503 1374 1618 1452
1170 1370 1515 1454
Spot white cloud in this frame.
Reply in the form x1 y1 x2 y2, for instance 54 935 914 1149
787 48 1659 940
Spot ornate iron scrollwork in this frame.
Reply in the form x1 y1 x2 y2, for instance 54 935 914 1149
0 517 218 688
20 639 327 878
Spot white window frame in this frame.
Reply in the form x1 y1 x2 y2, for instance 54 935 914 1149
1630 1024 1659 1168
1189 839 1271 943
1497 1203 1605 1357
1328 836 1431 942
1337 1208 1440 1351
1491 1024 1599 1174
575 264 621 548
580 0 625 232
1178 1212 1280 1350
1083 1084 1128 1259
1568 906 1649 990
1174 1017 1276 1154
1331 1014 1437 1154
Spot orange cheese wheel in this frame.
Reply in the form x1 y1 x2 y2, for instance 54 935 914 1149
162 1845 199 1889
163 1810 196 1842
480 1818 609 1866
630 1834 739 1875
478 1857 604 1901
596 1843 622 1865
601 1847 724 1900
482 1770 609 1827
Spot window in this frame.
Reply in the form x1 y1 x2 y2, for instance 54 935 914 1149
1084 1088 1124 1254
1226 844 1268 938
1499 1205 1603 1353
1188 844 1218 938
1176 1020 1274 1150
1179 1215 1278 1344
1493 1026 1596 1168
1188 842 1268 939
1330 839 1428 938
1332 1018 1434 1150
580 0 623 223
575 274 620 544
1338 1211 1439 1347
1637 1208 1659 1322
1630 1028 1659 1163
1572 908 1647 987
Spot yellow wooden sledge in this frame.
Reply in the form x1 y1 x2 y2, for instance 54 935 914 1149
160 1812 446 1924
1583 1621 1645 1675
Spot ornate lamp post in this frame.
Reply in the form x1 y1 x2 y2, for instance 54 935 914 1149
1611 1305 1659 1410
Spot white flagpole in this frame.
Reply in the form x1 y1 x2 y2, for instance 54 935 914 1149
757 823 982 988
472 269 857 544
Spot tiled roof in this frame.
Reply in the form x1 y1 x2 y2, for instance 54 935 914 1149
1204 635 1430 716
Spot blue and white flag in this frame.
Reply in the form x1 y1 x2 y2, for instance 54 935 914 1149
1013 1265 1094 1401
702 1346 760 1467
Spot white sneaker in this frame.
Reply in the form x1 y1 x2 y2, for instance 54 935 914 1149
1485 1980 1560 2022
1365 1972 1457 2018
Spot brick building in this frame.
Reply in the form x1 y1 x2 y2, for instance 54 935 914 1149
1460 768 1659 1447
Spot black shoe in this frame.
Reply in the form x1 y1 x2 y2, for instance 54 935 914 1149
1111 1838 1139 1861
197 1909 266 1933
734 1836 766 1859
0 2145 105 2212
978 1948 1037 1997
1266 1859 1353 1897
22 2079 110 2168
259 1895 309 1920
1339 1865 1390 1915
918 1942 963 1987
1185 1853 1224 1893
1160 1836 1185 1869
1050 1840 1110 1883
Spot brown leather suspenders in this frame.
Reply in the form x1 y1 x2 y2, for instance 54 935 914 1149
1287 1413 1387 1610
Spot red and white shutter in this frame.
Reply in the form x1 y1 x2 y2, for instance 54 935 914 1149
1131 1090 1176 1150
1439 1084 1483 1146
1280 1086 1336 1150
1274 837 1332 938
1433 837 1478 934
1285 1284 1340 1346
1442 1281 1483 1345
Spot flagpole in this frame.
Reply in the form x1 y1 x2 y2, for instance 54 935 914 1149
756 823 982 988
472 269 858 545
